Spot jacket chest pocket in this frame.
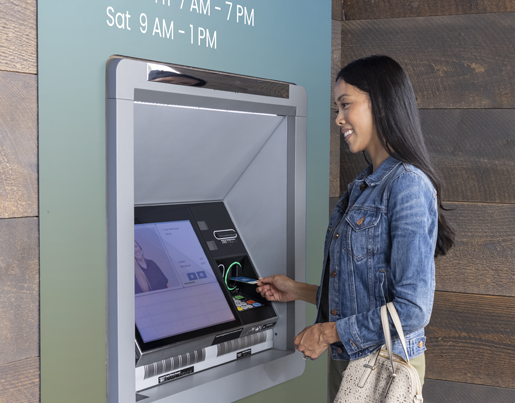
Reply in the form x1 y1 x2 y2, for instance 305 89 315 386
345 210 381 261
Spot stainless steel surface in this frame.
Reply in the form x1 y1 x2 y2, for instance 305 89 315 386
133 103 285 205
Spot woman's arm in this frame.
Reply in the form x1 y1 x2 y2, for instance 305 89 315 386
256 275 318 304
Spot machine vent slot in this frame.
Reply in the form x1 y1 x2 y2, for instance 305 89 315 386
217 331 267 357
144 349 205 379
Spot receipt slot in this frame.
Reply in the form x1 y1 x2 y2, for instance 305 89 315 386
107 57 307 403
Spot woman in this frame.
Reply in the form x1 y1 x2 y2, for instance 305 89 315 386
134 240 170 294
256 55 455 401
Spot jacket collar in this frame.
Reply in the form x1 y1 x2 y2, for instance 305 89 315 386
356 156 402 186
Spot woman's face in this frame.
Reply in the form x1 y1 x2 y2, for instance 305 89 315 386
334 79 382 155
134 242 143 259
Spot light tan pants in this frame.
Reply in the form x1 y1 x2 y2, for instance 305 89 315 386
327 353 425 403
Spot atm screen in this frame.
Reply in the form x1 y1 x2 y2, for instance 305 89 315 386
134 210 241 351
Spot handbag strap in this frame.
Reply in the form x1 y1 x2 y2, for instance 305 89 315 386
380 302 410 374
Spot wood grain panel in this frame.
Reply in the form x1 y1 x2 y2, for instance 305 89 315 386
340 109 515 204
0 357 39 403
434 202 515 297
330 19 343 198
0 71 38 218
330 113 342 198
331 20 342 106
424 379 515 403
329 197 339 218
0 0 37 74
341 13 515 108
425 292 515 387
0 217 39 366
332 0 343 21
421 109 515 204
343 0 515 20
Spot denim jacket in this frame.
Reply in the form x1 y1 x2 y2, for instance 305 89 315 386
316 156 437 361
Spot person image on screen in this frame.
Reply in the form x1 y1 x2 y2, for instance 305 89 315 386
256 55 455 401
134 240 170 294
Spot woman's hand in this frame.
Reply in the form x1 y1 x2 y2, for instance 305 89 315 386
256 275 319 304
256 275 298 302
294 322 340 360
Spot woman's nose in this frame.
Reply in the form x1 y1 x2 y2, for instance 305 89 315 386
336 112 345 126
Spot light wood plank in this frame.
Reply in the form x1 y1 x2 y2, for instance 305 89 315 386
341 13 515 108
0 0 37 74
0 71 38 218
0 217 39 366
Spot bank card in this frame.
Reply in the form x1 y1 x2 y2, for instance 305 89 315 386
230 276 259 285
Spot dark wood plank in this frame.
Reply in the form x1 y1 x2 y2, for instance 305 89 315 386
343 0 515 20
0 0 37 74
434 202 515 297
331 20 342 108
0 357 39 403
330 112 342 198
421 109 515 204
425 292 515 388
332 0 343 21
340 109 515 204
330 20 342 198
329 197 339 218
0 71 38 218
0 217 39 366
424 379 515 403
341 13 515 108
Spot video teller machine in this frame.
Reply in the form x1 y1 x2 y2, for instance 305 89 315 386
134 202 277 391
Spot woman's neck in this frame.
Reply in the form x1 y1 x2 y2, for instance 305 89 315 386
135 256 145 265
367 144 390 172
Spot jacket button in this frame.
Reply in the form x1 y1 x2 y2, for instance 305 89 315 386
360 183 367 191
418 341 424 348
334 233 339 238
336 347 343 354
331 271 337 278
331 309 337 316
357 217 364 225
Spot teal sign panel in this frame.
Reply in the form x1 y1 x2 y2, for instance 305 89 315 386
39 1 331 402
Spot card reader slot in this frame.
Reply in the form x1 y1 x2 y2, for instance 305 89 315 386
213 229 237 240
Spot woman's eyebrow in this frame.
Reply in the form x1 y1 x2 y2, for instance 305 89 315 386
336 94 349 102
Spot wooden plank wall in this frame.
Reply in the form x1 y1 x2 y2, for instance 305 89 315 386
0 1 40 402
332 0 515 401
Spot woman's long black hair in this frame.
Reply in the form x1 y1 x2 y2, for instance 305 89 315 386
337 55 455 257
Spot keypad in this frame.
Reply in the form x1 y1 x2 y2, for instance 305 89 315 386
232 295 263 310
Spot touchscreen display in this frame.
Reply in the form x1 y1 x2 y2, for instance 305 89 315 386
134 220 235 343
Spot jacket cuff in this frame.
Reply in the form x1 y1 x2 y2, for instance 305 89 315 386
336 315 363 354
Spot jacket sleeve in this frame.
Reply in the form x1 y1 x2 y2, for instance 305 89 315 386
335 171 437 355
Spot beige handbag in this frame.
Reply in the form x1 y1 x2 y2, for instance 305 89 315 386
333 302 423 403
